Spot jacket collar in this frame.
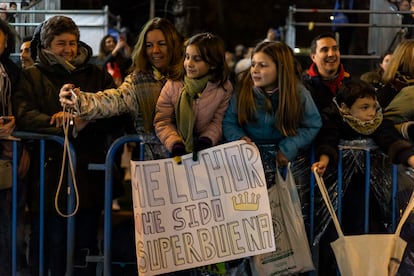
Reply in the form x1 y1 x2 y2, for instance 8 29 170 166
308 63 349 95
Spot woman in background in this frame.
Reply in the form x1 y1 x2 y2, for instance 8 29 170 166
96 33 132 87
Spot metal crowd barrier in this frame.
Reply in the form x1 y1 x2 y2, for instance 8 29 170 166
5 131 77 276
336 141 398 232
308 140 399 276
4 133 402 275
98 137 400 275
5 132 143 276
285 5 408 60
100 135 144 275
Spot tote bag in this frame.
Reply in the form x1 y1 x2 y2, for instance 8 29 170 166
313 169 414 276
251 164 314 275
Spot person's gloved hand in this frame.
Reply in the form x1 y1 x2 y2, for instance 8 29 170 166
193 137 212 161
171 142 186 164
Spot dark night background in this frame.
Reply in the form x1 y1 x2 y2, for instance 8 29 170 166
60 0 376 76
60 0 370 51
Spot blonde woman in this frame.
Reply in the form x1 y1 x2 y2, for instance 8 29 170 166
377 39 414 140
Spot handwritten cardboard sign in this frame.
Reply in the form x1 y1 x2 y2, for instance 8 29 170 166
130 140 275 275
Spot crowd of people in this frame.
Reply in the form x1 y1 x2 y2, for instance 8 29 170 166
1 6 414 276
0 2 17 23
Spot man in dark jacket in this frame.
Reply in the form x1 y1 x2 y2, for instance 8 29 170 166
13 16 126 276
303 33 388 276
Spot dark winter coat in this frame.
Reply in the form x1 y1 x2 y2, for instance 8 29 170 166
0 56 20 155
302 63 351 111
12 43 126 212
315 103 414 167
0 56 19 99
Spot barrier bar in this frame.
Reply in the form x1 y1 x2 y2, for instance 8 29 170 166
103 135 144 276
10 131 76 276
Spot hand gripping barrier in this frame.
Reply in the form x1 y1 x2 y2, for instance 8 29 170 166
308 139 399 276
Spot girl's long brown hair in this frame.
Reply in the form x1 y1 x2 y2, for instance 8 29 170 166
178 32 229 86
97 34 115 60
236 41 302 136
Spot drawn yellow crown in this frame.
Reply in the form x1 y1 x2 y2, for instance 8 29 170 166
232 191 260 211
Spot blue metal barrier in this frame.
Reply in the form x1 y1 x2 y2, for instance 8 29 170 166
7 131 76 276
392 165 398 231
309 145 316 244
7 132 142 276
99 138 399 275
11 139 18 276
308 142 399 276
336 143 398 233
101 135 144 276
5 133 402 275
309 143 398 234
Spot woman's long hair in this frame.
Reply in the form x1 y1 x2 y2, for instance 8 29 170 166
382 39 414 83
130 17 183 79
178 32 229 87
97 34 115 60
236 41 302 136
0 19 15 59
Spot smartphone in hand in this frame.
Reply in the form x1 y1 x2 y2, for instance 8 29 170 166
65 89 77 102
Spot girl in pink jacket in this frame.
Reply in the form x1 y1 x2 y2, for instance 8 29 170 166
154 32 233 162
